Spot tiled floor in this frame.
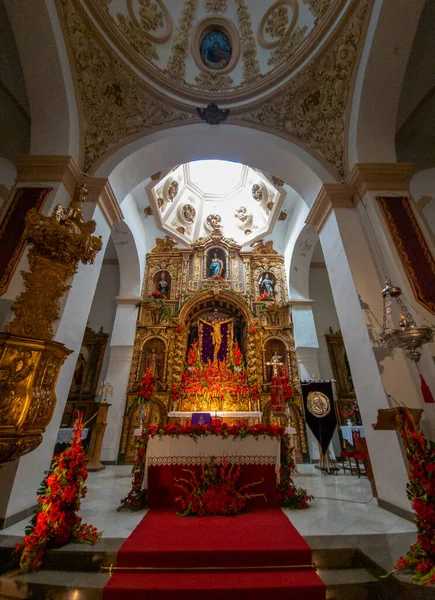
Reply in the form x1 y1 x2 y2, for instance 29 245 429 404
287 464 416 536
1 464 416 541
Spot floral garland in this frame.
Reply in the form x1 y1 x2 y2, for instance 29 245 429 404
118 423 312 512
16 417 101 572
392 410 435 585
137 366 157 403
257 292 276 301
175 458 265 516
280 366 295 404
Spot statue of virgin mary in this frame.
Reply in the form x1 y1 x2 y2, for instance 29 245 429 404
209 252 223 278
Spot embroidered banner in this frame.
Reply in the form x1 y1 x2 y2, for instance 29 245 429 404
0 187 52 295
377 196 435 316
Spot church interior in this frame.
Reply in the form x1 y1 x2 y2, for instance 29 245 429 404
0 0 435 598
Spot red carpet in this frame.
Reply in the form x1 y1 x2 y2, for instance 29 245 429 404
104 508 325 599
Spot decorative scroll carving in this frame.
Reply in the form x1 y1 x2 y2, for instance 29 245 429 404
195 72 233 91
234 0 261 84
302 0 332 23
6 184 102 341
59 0 195 171
251 240 278 255
165 0 197 82
205 0 227 12
237 0 369 174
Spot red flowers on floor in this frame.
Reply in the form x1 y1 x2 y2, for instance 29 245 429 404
393 410 435 585
16 416 100 572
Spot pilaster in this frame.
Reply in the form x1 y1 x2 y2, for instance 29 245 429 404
305 184 354 233
13 155 124 228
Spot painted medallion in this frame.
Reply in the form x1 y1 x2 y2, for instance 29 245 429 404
200 30 232 70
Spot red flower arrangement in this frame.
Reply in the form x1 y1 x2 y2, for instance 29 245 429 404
175 458 265 517
16 417 100 572
256 292 276 301
390 410 435 585
137 367 156 403
118 423 312 512
176 327 184 334
151 290 166 299
340 407 355 421
233 341 243 367
280 366 294 404
249 328 257 335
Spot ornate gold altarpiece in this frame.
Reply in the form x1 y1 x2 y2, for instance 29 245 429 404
118 233 308 464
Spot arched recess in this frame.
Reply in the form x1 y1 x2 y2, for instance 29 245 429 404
111 220 141 298
4 0 80 161
178 289 254 330
288 225 320 300
91 123 338 208
346 0 425 168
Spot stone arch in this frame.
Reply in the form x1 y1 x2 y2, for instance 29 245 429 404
288 225 319 300
346 0 425 168
4 0 80 160
111 220 141 298
178 289 254 330
91 123 338 208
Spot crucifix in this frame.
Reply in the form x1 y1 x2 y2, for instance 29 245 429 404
266 352 284 377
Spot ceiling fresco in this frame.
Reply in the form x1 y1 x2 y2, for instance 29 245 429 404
57 0 371 175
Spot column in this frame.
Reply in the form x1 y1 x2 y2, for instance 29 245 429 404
0 156 123 528
101 298 140 463
306 172 429 516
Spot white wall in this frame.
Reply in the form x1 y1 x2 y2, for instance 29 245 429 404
87 256 120 387
309 266 341 380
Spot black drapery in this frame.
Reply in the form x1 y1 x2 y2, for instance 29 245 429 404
301 381 337 454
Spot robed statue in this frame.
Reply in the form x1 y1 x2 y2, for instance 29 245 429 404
157 272 169 296
260 273 275 297
210 253 224 278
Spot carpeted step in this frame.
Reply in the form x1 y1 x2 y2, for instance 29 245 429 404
104 569 326 600
116 508 312 569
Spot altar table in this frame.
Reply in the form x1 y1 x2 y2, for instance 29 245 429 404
168 411 262 426
340 425 365 445
56 428 89 444
144 435 280 508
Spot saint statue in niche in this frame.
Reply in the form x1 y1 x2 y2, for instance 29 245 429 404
71 353 86 392
147 348 161 379
157 272 169 297
259 272 275 297
209 252 224 278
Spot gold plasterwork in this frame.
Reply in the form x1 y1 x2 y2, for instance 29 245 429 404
58 0 195 171
195 72 233 91
237 0 369 174
57 0 369 175
6 184 102 340
119 233 309 463
165 0 197 82
302 0 332 23
205 0 227 12
0 184 102 464
234 0 261 84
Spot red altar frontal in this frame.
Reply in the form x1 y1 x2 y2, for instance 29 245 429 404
144 434 281 508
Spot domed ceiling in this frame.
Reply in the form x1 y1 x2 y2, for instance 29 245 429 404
146 160 286 244
57 0 371 175
83 0 343 102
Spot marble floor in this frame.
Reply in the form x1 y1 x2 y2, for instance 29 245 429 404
1 464 416 541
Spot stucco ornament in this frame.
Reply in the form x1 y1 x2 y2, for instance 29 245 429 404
59 0 195 171
236 0 369 174
205 0 227 12
166 0 197 82
234 0 261 84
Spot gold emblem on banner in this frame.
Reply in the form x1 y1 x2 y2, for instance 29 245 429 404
307 391 331 417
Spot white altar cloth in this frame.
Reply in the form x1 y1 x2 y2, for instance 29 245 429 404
56 428 89 444
340 425 365 445
144 435 280 489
